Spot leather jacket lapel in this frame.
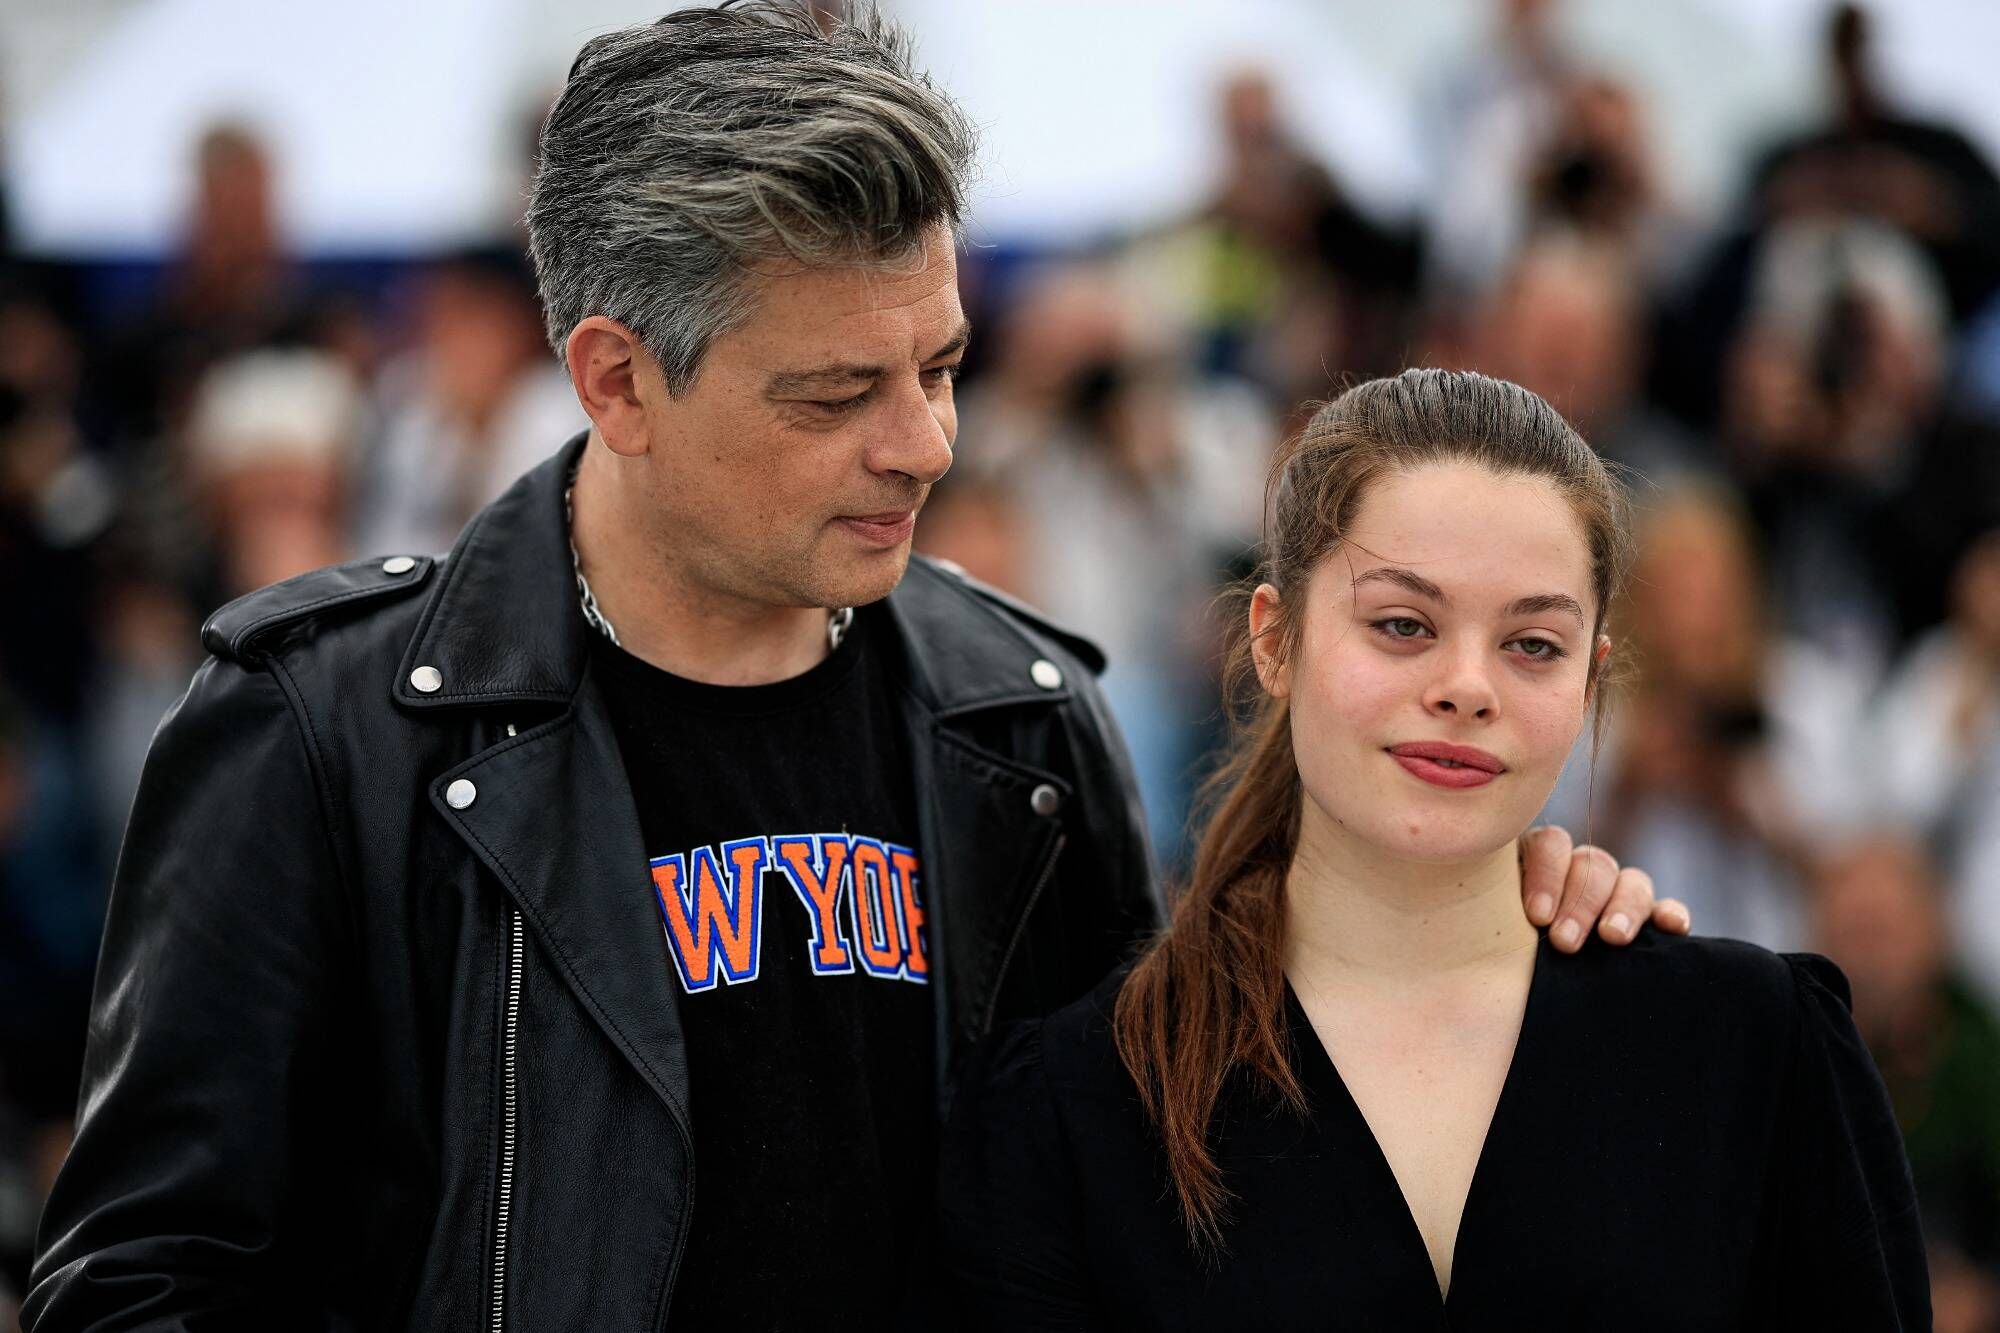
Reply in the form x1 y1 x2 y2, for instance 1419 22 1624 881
912 718 1069 1086
429 667 693 1135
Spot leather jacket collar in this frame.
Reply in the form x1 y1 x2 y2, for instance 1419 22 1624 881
392 432 1091 717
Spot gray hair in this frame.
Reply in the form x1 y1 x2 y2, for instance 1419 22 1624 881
526 1 978 394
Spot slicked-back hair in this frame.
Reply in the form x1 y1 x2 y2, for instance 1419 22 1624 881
526 1 977 394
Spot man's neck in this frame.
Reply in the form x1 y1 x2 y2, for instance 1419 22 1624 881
1283 805 1538 994
569 439 832 686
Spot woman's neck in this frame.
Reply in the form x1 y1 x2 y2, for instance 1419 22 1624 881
1283 808 1539 990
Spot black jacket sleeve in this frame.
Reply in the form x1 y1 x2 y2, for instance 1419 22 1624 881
25 656 358 1330
1764 953 1932 1330
940 1021 1106 1332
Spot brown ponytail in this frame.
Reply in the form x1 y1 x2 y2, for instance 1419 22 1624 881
1112 369 1632 1251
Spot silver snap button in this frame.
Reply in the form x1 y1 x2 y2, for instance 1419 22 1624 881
382 555 417 575
1030 783 1061 817
410 666 443 694
445 779 477 810
1030 659 1063 690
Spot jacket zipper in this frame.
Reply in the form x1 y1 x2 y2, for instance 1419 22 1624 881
979 833 1067 1035
491 907 524 1331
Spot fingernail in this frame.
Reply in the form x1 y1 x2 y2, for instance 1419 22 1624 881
1553 919 1582 949
1607 913 1631 940
1529 894 1554 923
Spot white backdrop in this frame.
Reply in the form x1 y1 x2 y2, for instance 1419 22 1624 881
5 0 1999 254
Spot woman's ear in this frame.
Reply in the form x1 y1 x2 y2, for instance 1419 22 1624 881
1249 583 1290 698
1587 634 1613 697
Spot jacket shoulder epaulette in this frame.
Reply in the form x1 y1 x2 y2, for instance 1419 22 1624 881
201 555 438 661
916 556 1108 676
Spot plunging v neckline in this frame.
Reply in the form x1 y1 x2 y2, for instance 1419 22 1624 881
1283 932 1551 1314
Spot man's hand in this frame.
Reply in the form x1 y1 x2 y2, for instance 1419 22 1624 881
1519 825 1690 953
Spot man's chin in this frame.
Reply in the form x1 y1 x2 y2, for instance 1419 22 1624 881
811 545 913 609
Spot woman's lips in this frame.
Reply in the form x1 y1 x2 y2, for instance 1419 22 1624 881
837 512 917 547
1386 742 1505 790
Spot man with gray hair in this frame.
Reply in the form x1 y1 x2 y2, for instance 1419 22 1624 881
26 5 1674 1328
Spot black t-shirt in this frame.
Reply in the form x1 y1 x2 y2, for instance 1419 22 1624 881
592 606 936 1330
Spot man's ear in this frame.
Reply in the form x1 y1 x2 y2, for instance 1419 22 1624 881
1249 583 1290 698
565 316 658 458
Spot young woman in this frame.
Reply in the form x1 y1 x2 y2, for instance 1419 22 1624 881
939 370 1928 1330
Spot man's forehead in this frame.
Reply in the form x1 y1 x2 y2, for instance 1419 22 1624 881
774 255 960 325
742 223 958 312
745 268 966 375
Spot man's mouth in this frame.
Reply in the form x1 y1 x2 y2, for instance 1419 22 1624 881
836 511 918 547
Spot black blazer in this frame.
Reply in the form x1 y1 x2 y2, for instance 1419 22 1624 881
941 929 1930 1331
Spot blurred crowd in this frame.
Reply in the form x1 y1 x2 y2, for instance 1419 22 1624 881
3 0 2000 1326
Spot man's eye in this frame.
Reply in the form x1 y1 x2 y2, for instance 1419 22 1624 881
921 362 964 387
808 395 868 414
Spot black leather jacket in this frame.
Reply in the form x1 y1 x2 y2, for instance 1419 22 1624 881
25 438 1161 1330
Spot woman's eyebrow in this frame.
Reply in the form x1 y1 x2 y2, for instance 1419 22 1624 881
1508 592 1586 625
1353 567 1447 602
1353 568 1584 625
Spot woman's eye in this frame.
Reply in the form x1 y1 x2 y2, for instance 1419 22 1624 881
1511 637 1566 660
1373 617 1429 640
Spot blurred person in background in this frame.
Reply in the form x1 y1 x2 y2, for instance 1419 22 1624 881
1660 1 2000 448
183 347 359 598
0 315 120 1310
1543 482 1871 949
1422 12 1688 366
1469 232 1707 484
1814 834 2000 1332
351 246 584 558
0 273 128 1310
1867 526 2000 1007
1118 67 1421 414
95 123 310 449
1521 75 1689 286
1722 215 2000 666
89 121 337 636
1752 3 2000 326
1421 0 1573 307
0 300 117 736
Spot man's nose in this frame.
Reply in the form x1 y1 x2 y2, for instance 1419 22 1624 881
868 381 954 486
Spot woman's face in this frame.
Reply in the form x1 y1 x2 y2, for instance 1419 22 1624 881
1255 462 1603 867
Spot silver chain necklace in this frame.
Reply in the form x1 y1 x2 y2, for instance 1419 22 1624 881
564 467 852 653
